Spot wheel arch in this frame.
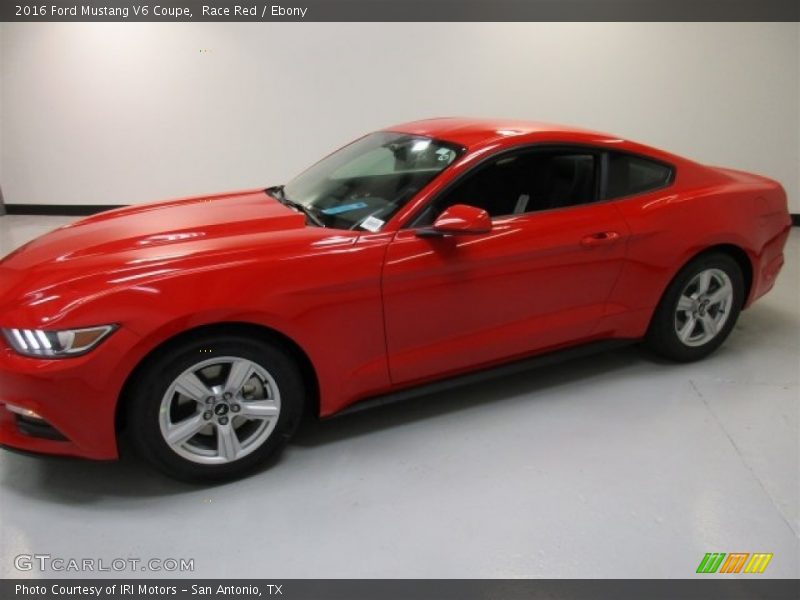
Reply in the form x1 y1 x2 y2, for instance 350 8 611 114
115 321 320 433
690 243 754 305
648 242 754 332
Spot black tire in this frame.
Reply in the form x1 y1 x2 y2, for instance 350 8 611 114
645 252 744 362
126 334 305 482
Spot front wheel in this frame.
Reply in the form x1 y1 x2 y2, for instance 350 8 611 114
645 252 744 362
127 335 305 481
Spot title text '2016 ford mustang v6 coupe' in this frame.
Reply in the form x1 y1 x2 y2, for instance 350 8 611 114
0 118 791 480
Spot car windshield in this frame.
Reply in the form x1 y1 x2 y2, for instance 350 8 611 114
281 132 463 231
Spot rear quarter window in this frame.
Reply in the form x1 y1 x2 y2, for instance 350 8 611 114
606 152 673 199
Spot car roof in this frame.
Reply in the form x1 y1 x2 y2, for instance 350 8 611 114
385 117 620 149
384 117 695 169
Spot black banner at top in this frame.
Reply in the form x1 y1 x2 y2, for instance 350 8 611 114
2 0 799 22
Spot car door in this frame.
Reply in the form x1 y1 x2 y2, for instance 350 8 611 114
381 147 631 385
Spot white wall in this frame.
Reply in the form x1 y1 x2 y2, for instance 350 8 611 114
1 22 798 211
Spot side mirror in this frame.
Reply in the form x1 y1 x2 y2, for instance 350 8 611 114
417 204 492 237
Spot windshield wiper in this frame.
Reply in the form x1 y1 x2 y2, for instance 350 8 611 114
267 186 325 228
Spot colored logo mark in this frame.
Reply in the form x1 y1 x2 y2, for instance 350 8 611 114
696 552 773 574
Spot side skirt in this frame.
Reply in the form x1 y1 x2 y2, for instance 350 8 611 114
333 338 636 418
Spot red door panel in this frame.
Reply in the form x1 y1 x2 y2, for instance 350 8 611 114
382 202 630 385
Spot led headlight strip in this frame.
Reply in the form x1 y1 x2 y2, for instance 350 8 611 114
2 325 117 358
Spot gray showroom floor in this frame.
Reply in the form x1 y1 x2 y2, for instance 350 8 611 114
0 215 798 579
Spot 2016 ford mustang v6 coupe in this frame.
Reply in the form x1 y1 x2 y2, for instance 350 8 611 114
0 118 791 480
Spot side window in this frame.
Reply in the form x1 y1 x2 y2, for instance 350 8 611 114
414 150 598 226
606 153 673 199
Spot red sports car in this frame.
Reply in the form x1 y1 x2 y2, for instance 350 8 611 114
0 118 791 480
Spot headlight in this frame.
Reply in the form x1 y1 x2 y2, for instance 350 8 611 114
2 325 117 358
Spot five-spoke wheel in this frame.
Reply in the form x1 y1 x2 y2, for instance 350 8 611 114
127 334 304 481
159 357 282 464
646 252 744 362
673 268 734 347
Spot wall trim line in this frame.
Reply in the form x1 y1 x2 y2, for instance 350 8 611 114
4 205 800 227
4 204 126 216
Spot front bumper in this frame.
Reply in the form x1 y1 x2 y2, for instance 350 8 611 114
0 328 140 460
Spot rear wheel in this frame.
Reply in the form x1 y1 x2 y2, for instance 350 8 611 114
127 335 304 481
645 253 744 362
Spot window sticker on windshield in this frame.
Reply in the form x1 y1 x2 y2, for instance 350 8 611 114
360 216 384 232
320 202 368 215
436 148 456 163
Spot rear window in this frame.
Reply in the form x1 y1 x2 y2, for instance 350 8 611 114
606 153 673 199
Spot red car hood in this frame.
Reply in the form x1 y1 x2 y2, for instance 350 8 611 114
2 189 305 269
0 190 312 317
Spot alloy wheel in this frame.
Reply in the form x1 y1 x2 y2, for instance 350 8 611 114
158 356 281 464
673 268 734 347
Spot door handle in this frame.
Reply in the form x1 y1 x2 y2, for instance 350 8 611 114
581 231 621 248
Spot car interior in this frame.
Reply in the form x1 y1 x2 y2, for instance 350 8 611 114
414 151 599 226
